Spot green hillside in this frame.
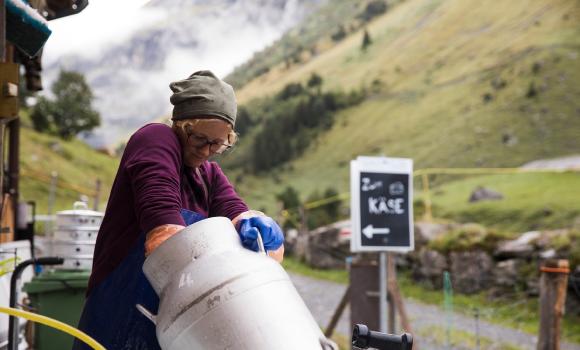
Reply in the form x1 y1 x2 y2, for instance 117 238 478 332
18 115 119 216
222 0 580 226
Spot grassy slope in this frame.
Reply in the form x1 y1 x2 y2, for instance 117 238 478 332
425 172 580 231
19 116 119 215
225 0 580 222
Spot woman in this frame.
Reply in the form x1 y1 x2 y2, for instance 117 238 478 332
73 70 284 349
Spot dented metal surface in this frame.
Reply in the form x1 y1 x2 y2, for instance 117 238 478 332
142 217 337 350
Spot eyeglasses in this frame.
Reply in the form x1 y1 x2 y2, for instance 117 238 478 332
187 132 232 154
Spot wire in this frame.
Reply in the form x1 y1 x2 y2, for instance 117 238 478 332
0 306 105 350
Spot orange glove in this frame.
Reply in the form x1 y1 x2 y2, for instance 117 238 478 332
144 224 185 256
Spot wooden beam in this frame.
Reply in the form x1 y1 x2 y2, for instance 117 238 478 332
537 259 569 350
324 285 350 338
0 0 5 62
387 254 417 349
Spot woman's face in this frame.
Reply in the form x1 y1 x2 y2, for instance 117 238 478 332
175 118 233 168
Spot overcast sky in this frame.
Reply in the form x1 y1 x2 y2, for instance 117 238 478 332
43 0 162 64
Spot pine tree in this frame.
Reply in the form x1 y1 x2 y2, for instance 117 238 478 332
361 28 372 51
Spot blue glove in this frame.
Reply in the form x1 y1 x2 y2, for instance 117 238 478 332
238 216 284 252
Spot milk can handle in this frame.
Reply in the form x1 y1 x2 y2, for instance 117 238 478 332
256 231 267 255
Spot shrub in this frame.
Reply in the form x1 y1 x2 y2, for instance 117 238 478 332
359 0 388 22
429 223 508 253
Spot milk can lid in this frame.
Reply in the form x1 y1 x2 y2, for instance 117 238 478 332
56 201 104 217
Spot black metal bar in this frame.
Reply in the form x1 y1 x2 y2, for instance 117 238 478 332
8 257 64 350
28 201 36 260
8 117 19 234
352 324 413 350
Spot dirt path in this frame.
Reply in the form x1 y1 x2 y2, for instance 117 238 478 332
289 273 580 350
521 155 580 170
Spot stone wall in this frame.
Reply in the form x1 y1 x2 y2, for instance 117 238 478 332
286 220 580 315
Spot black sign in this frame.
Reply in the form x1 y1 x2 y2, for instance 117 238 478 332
359 172 411 248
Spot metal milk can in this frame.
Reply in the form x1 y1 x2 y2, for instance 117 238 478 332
50 201 103 270
140 217 337 350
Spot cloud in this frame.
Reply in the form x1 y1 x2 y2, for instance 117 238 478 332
44 0 165 63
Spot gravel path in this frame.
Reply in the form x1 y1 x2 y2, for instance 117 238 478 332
521 155 580 170
289 273 580 350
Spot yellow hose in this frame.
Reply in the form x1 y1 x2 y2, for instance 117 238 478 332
0 306 106 350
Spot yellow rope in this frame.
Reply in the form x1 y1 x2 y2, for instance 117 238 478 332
0 306 106 350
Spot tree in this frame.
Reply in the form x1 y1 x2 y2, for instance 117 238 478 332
359 0 388 22
361 28 372 51
31 70 100 139
307 73 323 89
331 25 347 42
276 186 301 229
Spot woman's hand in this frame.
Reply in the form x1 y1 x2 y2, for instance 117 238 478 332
144 224 185 256
234 212 285 262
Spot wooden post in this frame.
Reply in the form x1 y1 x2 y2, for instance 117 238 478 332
387 254 416 349
324 285 350 338
0 0 5 62
387 254 396 333
298 205 308 234
93 179 101 211
421 174 432 221
537 259 569 350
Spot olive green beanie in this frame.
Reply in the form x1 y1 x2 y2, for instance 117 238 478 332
169 70 237 126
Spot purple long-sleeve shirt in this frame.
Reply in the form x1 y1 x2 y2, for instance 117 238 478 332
88 123 248 292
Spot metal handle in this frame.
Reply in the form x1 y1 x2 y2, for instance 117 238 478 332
256 231 267 255
9 257 64 350
136 304 157 326
352 324 413 350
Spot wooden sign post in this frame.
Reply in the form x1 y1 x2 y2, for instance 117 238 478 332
537 259 569 350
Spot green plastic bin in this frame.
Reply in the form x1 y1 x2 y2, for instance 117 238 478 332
22 269 90 350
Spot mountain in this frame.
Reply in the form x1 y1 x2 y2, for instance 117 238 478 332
44 0 327 148
219 0 580 214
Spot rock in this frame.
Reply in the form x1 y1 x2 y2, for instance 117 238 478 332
534 229 568 249
539 249 556 259
305 220 350 269
494 259 520 287
413 248 448 289
469 186 504 203
526 279 540 296
495 231 541 258
450 250 493 294
482 92 493 103
414 221 454 246
491 77 507 90
283 228 299 255
501 133 518 146
566 268 580 316
292 230 310 261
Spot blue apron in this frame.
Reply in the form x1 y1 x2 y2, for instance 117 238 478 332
73 209 205 350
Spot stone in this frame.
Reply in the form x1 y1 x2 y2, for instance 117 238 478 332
305 220 351 269
413 248 448 289
414 221 454 246
494 259 520 287
450 250 493 294
292 230 310 261
534 229 568 249
469 186 504 203
495 231 541 258
568 267 580 316
539 249 556 259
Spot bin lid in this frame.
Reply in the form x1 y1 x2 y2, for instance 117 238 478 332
22 270 90 293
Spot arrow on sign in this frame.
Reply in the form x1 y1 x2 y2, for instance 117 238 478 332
362 225 390 239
